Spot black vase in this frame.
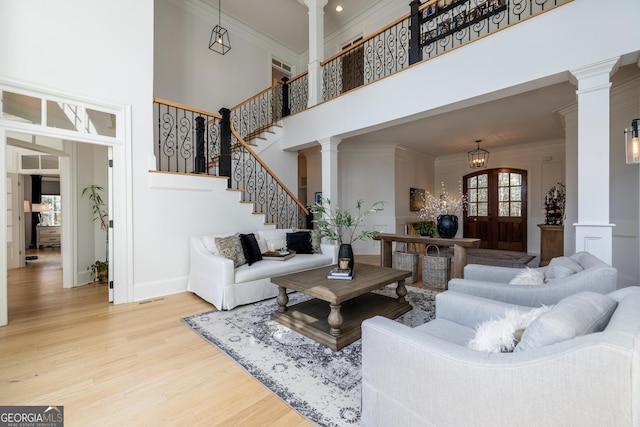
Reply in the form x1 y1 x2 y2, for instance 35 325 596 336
338 243 354 270
437 215 458 238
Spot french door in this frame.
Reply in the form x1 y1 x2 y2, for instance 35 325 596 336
463 168 528 251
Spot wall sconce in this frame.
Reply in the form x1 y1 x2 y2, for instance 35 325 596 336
624 118 639 164
468 139 489 169
208 0 231 55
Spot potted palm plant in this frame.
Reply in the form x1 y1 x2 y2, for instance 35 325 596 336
309 197 384 269
82 184 108 282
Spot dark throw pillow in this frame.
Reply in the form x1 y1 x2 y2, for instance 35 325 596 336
239 233 263 266
286 231 313 254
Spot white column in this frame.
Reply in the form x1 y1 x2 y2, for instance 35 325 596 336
319 136 340 205
304 0 327 108
570 57 619 264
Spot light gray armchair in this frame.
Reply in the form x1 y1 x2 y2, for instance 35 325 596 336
361 287 640 427
447 251 617 306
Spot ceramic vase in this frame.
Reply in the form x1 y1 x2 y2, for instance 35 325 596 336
437 215 458 238
338 243 354 270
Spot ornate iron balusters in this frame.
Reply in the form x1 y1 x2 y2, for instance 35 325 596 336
154 98 221 175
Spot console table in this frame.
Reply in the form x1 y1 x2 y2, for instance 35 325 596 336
538 224 564 266
374 234 481 279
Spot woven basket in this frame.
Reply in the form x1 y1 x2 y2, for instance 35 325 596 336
422 245 451 289
392 251 419 284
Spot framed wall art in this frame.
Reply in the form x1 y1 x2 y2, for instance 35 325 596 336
410 188 425 212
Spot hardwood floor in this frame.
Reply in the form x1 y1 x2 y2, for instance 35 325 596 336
1 249 310 426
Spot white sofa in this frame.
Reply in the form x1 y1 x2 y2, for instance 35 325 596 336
187 228 337 310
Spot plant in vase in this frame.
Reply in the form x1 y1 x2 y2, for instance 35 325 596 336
417 182 468 238
309 197 385 269
414 221 436 237
544 182 565 225
82 184 109 283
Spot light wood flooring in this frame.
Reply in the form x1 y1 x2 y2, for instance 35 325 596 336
1 248 317 426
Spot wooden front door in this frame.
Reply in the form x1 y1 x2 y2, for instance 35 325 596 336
463 168 528 251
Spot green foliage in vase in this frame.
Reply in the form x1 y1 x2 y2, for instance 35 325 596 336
82 184 109 281
414 221 436 237
309 197 385 245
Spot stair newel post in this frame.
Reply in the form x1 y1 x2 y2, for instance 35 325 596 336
281 77 290 118
195 116 206 174
219 107 232 189
409 0 422 66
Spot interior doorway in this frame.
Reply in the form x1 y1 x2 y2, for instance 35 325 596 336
463 168 528 251
1 81 130 326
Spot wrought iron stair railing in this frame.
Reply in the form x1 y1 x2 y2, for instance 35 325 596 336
153 98 308 228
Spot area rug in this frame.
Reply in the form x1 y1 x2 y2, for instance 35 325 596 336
439 247 536 268
182 286 437 427
467 248 536 268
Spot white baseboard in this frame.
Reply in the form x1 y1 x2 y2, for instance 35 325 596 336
134 276 189 302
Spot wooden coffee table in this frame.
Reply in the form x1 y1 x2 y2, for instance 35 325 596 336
270 263 412 351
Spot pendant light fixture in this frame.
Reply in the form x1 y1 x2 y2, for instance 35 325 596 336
624 118 639 164
468 139 489 169
209 0 231 55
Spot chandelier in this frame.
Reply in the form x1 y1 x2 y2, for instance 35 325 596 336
208 0 231 55
468 140 489 169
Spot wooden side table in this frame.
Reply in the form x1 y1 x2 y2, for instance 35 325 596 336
538 224 563 266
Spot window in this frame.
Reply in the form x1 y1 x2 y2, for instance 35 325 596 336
40 195 61 226
467 173 488 216
498 172 522 217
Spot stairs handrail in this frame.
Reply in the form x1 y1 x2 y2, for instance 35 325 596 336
154 97 222 120
230 118 308 216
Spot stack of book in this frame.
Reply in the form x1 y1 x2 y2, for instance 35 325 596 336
327 267 353 280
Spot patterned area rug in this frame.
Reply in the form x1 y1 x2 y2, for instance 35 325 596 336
183 286 437 427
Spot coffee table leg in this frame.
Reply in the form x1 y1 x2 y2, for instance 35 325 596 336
276 286 289 313
328 303 343 337
396 279 407 304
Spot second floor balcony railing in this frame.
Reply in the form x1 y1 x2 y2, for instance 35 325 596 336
221 0 570 143
321 0 571 102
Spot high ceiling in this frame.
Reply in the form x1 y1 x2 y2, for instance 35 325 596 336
203 0 389 54
201 1 639 157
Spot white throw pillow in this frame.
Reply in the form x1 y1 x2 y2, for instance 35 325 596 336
509 267 545 285
256 229 292 253
467 306 552 353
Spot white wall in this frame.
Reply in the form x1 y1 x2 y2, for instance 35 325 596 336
154 0 301 112
394 146 434 233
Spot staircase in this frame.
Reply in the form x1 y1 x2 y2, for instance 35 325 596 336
153 98 306 229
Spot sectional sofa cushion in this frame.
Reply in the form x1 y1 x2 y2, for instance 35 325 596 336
515 291 617 352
